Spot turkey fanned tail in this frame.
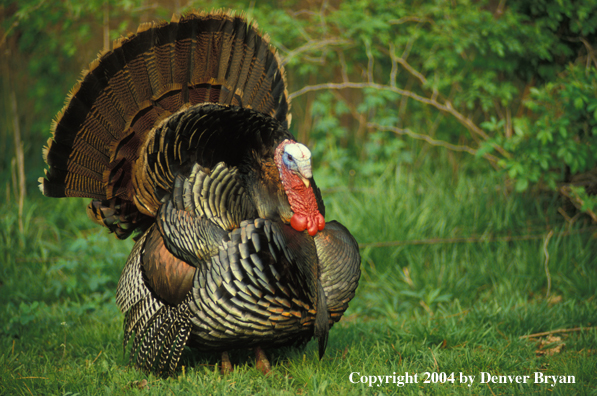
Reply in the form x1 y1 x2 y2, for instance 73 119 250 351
40 10 291 231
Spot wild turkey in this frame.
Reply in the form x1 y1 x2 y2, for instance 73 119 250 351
39 10 360 375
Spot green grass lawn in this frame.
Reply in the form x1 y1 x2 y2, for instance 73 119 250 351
1 166 596 395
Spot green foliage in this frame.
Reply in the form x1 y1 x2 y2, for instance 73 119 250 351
0 197 132 339
487 65 597 194
569 185 597 213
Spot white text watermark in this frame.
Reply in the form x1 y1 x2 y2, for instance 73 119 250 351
348 371 576 388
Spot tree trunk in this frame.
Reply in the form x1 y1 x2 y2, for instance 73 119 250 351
10 90 25 233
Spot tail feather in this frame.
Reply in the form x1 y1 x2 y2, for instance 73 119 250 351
222 19 247 106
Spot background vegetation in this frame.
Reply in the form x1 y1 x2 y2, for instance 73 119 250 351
1 0 596 394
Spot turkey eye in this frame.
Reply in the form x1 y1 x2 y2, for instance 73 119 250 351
286 154 293 162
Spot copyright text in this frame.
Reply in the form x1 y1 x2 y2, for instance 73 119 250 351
348 372 576 387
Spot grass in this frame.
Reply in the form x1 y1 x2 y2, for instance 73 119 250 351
1 162 596 395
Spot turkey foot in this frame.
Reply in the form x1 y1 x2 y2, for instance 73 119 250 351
254 347 271 375
220 351 233 375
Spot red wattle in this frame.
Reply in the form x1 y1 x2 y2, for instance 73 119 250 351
317 213 325 230
291 214 307 232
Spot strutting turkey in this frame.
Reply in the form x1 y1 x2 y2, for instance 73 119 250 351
39 10 361 375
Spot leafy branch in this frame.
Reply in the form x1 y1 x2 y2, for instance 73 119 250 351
289 43 510 165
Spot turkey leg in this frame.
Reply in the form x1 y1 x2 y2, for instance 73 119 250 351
254 346 271 374
220 351 233 375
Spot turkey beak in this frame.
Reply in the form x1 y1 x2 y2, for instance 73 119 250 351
299 175 310 189
296 159 312 188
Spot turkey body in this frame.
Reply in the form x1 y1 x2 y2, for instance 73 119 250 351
40 10 360 375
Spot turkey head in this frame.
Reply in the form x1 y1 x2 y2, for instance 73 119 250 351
275 140 326 236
